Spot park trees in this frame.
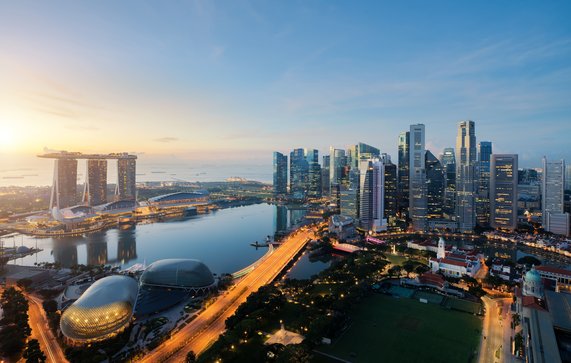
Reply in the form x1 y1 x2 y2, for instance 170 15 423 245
0 287 32 357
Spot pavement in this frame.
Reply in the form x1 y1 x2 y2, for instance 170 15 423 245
138 226 316 362
479 296 514 363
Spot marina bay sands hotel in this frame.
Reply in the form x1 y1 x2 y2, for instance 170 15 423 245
38 152 137 210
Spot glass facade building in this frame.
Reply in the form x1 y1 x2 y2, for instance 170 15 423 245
272 152 288 196
426 150 444 220
476 141 492 226
289 148 309 200
61 275 139 343
542 157 566 233
50 158 78 210
409 124 427 231
455 120 477 233
490 154 518 230
84 159 108 206
116 157 137 201
397 131 410 217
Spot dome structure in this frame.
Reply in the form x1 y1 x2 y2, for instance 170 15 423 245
523 265 544 299
60 275 138 343
140 259 215 289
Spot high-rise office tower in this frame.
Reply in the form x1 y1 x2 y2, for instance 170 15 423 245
83 159 107 206
397 131 410 218
382 154 398 227
425 151 444 220
476 141 493 227
542 157 568 235
565 165 571 192
272 152 288 196
340 188 359 219
490 154 518 231
115 156 137 201
409 124 427 231
359 159 386 232
355 142 380 164
305 149 322 198
441 148 456 220
455 120 477 233
50 158 78 210
329 147 346 190
289 148 309 200
322 155 330 196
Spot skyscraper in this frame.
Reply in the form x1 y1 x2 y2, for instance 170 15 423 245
542 157 567 235
83 159 107 206
476 141 493 227
382 154 398 227
425 150 444 220
397 131 410 217
305 149 322 198
272 152 288 196
359 159 386 232
355 142 380 164
409 124 427 231
322 155 330 196
455 120 477 233
565 165 571 192
441 148 456 220
50 158 78 210
329 147 346 190
116 157 137 201
490 154 518 231
289 148 309 200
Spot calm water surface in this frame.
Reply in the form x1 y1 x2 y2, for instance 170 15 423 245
6 204 314 275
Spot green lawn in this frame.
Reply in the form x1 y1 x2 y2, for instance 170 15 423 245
316 294 482 363
385 254 407 266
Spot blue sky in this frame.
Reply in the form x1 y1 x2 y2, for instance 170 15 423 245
1 0 570 170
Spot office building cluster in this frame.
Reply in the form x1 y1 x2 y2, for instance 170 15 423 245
273 121 570 236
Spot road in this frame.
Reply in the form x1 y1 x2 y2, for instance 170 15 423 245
479 296 513 363
26 293 69 363
138 227 316 362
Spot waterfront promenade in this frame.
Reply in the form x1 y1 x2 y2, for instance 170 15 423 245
138 225 317 362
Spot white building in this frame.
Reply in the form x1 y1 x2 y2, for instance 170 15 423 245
358 159 387 232
428 237 481 277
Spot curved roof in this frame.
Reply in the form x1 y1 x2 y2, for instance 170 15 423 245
148 191 209 203
95 200 138 212
526 266 542 283
60 275 138 341
140 259 215 288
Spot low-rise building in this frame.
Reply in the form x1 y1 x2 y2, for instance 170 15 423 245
428 238 482 278
328 215 356 241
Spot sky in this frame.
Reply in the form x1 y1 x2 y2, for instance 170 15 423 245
1 0 570 184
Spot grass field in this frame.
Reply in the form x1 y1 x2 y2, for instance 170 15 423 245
444 298 482 315
317 294 482 363
385 254 407 266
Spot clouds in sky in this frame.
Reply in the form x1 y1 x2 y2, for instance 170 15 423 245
0 1 570 167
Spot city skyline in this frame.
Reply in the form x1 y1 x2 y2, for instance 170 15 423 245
1 1 571 171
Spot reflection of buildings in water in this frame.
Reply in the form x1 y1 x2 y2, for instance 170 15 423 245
87 242 108 266
85 232 109 266
289 208 308 227
274 206 288 235
273 205 309 238
117 226 137 263
52 244 78 268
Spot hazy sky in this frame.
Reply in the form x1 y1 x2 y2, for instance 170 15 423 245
1 1 570 169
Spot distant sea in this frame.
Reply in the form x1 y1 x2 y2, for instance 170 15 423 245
0 154 272 187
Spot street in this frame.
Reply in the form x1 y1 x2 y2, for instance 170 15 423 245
138 226 316 362
26 293 69 363
479 296 513 363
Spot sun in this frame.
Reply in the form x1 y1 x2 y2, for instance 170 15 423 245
0 124 17 149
